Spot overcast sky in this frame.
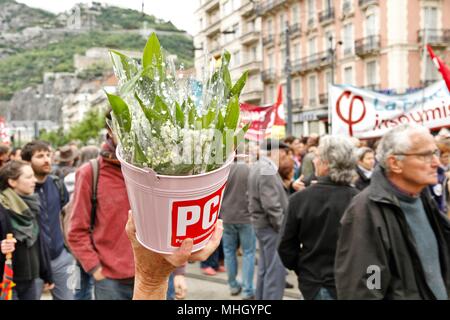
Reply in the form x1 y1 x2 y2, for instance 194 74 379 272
16 0 198 35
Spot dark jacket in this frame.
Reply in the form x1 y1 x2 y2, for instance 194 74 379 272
354 166 371 191
335 166 450 300
35 176 69 260
0 205 53 283
278 176 359 299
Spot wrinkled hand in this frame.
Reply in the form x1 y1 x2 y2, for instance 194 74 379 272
292 175 306 192
1 238 17 255
174 274 187 300
126 210 223 299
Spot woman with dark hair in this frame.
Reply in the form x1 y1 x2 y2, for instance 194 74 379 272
0 160 53 300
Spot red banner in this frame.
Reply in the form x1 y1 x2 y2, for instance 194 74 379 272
239 86 285 141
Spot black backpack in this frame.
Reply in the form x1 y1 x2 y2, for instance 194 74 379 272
60 159 100 248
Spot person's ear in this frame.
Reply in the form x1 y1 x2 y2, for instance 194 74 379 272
386 155 403 174
8 178 17 189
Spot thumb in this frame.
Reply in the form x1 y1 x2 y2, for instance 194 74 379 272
299 174 304 181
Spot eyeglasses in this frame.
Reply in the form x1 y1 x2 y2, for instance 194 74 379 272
394 149 441 163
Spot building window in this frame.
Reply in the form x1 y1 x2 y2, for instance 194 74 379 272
199 18 203 31
268 52 274 69
268 85 275 103
365 12 377 36
247 20 255 33
279 13 285 34
366 61 377 87
232 51 240 67
423 6 438 29
324 30 333 50
251 45 258 61
223 0 232 16
325 70 332 88
308 37 316 57
423 6 439 42
267 18 273 35
343 23 353 56
344 66 353 85
233 23 240 38
308 75 317 107
307 0 315 25
292 4 300 24
294 43 301 61
294 79 301 99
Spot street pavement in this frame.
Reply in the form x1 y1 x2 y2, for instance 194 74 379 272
41 254 303 300
182 259 302 300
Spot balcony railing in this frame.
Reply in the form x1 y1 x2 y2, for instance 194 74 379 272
240 0 256 17
291 59 303 74
289 23 301 38
240 60 262 73
307 17 315 29
417 29 450 47
256 0 287 16
292 98 304 110
355 35 381 57
358 0 378 9
240 31 260 45
261 69 276 82
319 93 329 106
318 7 335 25
363 83 381 91
262 34 274 46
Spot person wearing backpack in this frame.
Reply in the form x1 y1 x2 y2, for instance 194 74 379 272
61 146 100 300
67 110 136 299
21 141 74 300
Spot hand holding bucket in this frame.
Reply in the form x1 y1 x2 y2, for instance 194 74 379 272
126 210 223 299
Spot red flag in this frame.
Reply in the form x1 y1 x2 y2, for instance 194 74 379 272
1 234 15 300
273 85 286 126
427 45 450 92
0 261 14 300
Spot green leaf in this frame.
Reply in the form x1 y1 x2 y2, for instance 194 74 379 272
188 107 196 127
234 122 251 150
105 92 131 133
223 69 232 91
175 102 185 128
224 95 240 131
142 33 163 79
135 93 164 123
110 50 136 82
231 71 248 97
221 51 231 67
202 108 216 129
154 95 172 122
216 112 225 131
133 134 147 164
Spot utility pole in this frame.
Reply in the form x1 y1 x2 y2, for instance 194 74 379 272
328 35 342 134
284 21 293 136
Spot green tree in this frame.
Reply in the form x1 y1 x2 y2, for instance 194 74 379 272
39 108 105 147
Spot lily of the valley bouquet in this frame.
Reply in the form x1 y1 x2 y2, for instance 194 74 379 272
106 33 250 175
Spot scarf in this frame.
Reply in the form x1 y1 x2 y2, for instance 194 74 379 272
100 134 121 167
0 188 39 248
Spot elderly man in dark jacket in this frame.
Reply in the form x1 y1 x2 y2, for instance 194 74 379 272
248 139 289 300
278 135 359 300
335 124 450 300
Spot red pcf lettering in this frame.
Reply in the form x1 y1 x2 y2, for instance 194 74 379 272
171 183 227 247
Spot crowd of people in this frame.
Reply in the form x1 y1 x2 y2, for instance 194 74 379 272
1 116 450 300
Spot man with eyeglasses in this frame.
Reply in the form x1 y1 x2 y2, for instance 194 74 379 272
335 123 450 300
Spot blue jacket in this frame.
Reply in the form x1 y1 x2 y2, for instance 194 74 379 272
35 176 69 260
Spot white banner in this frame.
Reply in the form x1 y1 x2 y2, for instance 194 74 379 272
330 81 450 139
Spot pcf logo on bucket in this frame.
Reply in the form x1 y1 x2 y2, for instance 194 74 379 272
171 183 227 247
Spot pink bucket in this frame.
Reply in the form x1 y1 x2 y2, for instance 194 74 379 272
117 147 234 254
